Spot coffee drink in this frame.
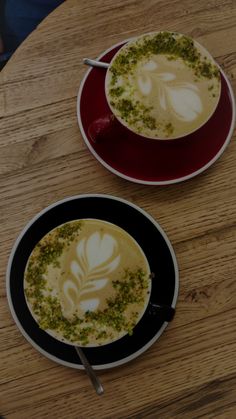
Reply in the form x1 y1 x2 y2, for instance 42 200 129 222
105 32 221 139
24 219 151 346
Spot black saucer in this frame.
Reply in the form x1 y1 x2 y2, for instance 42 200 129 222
6 194 178 370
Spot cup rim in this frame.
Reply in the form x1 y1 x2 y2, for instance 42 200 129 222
104 30 222 141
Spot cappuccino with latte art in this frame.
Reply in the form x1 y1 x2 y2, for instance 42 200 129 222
105 32 221 139
24 219 151 346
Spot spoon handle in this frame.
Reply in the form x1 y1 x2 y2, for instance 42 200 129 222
83 58 109 69
75 347 104 395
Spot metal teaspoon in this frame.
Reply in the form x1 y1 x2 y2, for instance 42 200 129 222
83 58 109 68
75 346 104 395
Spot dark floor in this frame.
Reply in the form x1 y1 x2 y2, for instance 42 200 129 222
0 0 64 70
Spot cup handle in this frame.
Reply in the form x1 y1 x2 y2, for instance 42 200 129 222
148 303 175 322
88 113 115 143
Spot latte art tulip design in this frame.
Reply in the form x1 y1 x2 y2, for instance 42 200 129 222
137 60 203 122
60 232 120 318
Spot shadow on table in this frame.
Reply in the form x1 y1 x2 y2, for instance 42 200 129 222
0 0 64 70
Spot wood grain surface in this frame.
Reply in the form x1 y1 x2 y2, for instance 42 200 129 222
0 0 236 418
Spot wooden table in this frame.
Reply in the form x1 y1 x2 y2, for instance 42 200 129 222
1 1 236 417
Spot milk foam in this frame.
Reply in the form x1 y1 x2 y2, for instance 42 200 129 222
60 231 120 318
136 58 203 122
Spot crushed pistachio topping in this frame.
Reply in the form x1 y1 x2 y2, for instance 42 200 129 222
25 225 149 345
109 86 125 97
110 98 157 131
25 221 83 290
110 32 219 83
165 122 174 135
84 268 149 340
24 221 83 327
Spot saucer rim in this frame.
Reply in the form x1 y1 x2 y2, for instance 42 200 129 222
6 194 179 370
77 41 236 185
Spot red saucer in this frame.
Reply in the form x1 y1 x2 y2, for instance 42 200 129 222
77 43 235 185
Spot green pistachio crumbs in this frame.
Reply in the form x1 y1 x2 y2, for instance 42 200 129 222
108 32 220 135
25 224 149 345
84 268 148 340
25 221 83 291
25 221 83 327
110 32 219 83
